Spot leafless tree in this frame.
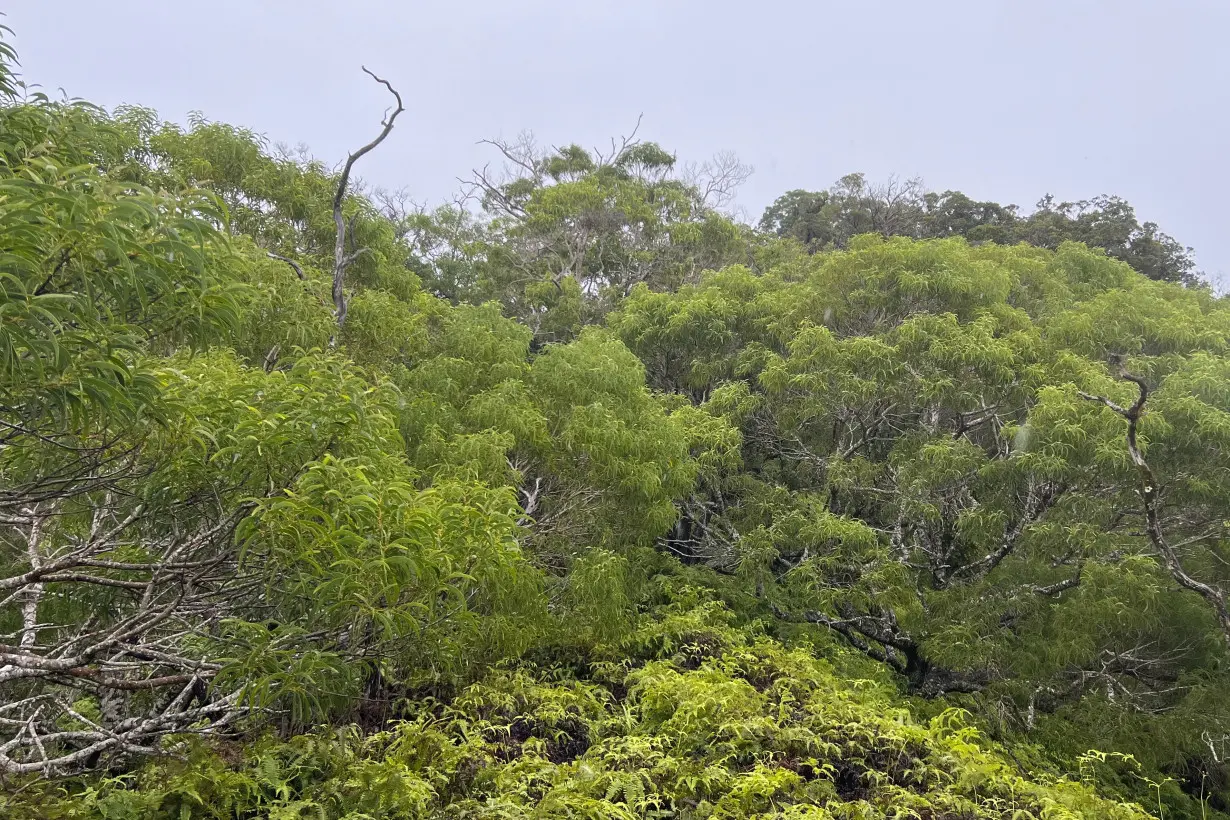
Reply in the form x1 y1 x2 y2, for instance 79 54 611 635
329 67 405 336
460 130 542 219
463 116 662 216
680 150 753 211
866 175 926 236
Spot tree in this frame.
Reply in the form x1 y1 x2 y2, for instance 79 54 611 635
761 176 1202 285
612 236 1230 793
758 174 926 252
0 79 251 771
461 125 750 341
3 18 1227 815
0 54 539 775
1081 362 1230 644
326 67 404 334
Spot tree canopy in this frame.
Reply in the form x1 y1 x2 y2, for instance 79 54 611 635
760 175 1201 286
1 24 1227 820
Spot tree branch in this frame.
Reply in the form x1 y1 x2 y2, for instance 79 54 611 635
945 481 1065 586
1080 369 1230 644
330 66 405 337
266 251 305 280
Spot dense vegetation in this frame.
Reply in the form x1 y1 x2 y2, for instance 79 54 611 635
759 176 1200 286
2 26 1229 818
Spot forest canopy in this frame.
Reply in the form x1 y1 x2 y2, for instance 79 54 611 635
1 23 1229 820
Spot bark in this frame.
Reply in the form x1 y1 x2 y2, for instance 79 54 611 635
329 67 405 337
1080 369 1230 645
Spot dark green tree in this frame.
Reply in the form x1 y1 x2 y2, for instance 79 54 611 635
761 177 1201 285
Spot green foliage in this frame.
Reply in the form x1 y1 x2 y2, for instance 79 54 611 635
7 20 1230 819
760 175 1201 286
611 234 1230 814
0 122 238 448
456 135 752 340
13 599 1150 819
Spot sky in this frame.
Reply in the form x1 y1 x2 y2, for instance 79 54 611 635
7 1 1229 284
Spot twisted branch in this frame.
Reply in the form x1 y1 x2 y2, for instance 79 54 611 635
1080 366 1230 644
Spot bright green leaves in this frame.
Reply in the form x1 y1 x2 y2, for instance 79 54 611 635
1044 276 1229 361
1153 353 1230 462
564 549 635 642
106 106 422 304
528 329 652 422
170 350 549 695
0 150 237 450
613 230 1230 800
213 619 361 728
612 266 770 395
225 240 334 364
808 236 1016 334
340 288 429 368
4 21 1223 812
17 600 1154 819
242 453 543 687
160 350 402 491
400 321 723 555
894 312 1041 402
523 329 701 547
0 24 17 101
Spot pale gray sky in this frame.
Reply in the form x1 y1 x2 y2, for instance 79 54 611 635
8 1 1229 283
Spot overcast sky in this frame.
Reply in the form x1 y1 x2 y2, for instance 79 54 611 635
8 1 1229 284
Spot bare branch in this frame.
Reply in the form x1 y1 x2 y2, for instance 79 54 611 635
330 66 405 336
266 251 305 280
1032 571 1082 597
594 113 644 167
945 480 1066 585
681 150 753 210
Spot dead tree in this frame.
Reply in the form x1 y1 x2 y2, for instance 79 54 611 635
330 67 405 337
680 150 754 211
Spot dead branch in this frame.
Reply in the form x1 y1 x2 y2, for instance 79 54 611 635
944 479 1066 586
681 150 753 211
594 113 644 167
0 439 282 778
266 251 305 280
330 66 405 336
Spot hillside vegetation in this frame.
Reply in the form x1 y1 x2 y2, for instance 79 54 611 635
2 27 1228 819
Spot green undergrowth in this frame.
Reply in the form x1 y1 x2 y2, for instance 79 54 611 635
15 595 1150 820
